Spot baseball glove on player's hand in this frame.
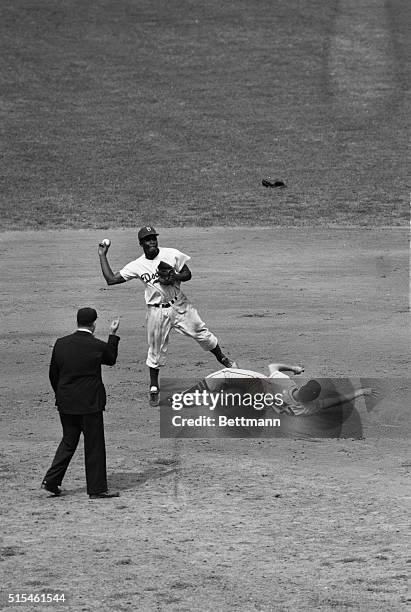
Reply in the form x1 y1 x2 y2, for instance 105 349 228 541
155 261 176 285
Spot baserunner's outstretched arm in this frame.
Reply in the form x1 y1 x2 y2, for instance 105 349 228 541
317 388 377 411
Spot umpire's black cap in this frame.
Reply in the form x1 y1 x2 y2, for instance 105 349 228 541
77 307 97 326
138 226 159 241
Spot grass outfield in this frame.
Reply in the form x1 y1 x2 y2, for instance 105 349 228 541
0 0 409 229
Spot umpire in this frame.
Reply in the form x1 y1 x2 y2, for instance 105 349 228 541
42 307 120 499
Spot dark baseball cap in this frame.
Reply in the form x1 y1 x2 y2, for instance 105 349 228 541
77 307 97 326
297 379 322 402
138 226 159 241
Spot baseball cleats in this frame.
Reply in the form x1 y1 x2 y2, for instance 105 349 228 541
149 386 160 407
41 480 62 497
220 356 239 369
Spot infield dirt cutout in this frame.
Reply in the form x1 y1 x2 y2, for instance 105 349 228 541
1 227 410 611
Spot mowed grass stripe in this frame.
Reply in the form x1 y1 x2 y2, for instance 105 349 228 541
0 0 408 229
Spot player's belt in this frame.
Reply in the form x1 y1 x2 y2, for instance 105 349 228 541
151 298 177 308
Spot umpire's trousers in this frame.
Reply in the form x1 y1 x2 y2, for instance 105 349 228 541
44 411 107 496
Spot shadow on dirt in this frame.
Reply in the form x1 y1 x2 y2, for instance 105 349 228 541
108 465 180 491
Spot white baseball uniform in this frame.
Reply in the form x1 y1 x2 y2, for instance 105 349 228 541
206 365 320 416
119 247 217 368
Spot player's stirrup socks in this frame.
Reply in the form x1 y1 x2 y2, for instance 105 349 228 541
210 345 225 363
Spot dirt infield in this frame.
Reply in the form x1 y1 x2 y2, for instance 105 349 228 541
1 227 410 611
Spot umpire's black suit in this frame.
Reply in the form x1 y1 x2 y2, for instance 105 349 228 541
44 330 120 496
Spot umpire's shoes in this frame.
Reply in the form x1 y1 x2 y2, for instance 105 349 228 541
41 480 62 497
149 386 160 407
89 491 120 499
220 356 239 369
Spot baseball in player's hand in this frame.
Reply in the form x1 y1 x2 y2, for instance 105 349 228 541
109 317 120 334
98 239 111 256
294 366 305 375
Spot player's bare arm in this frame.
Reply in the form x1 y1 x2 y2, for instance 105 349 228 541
317 388 377 411
269 363 304 375
98 242 126 285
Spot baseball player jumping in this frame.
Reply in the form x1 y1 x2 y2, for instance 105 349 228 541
98 226 237 406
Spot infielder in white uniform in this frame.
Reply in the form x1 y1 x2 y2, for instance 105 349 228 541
185 362 376 416
98 226 237 406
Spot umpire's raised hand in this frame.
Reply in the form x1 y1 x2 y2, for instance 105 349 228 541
109 317 120 335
